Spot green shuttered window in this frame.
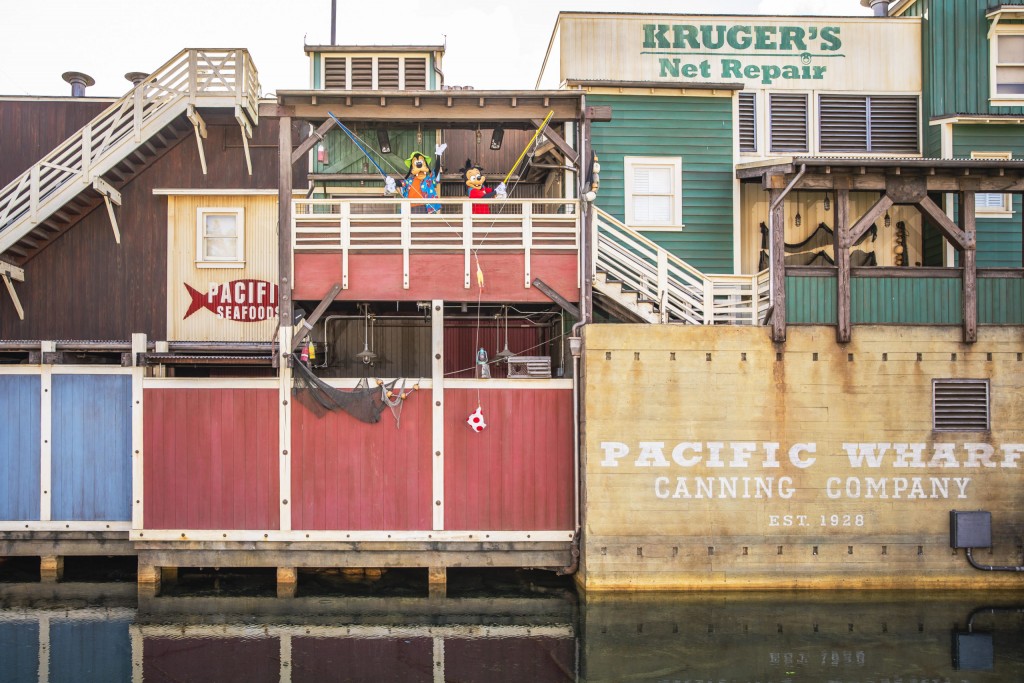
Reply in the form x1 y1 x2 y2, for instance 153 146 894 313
819 95 919 154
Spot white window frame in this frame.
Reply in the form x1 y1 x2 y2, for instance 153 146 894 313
195 207 245 268
990 27 1024 106
624 156 683 231
971 151 1014 217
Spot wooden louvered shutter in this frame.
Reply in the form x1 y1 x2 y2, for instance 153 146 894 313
323 57 346 89
404 58 427 89
769 94 808 153
819 95 868 153
739 92 757 153
867 96 919 154
350 57 373 89
377 57 400 89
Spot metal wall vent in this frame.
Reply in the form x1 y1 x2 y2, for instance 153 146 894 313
933 379 990 432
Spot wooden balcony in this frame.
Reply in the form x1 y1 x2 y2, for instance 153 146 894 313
291 197 581 303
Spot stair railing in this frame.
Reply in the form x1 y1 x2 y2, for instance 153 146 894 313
593 207 769 325
0 49 259 255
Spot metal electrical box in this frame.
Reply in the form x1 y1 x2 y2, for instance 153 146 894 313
949 510 992 549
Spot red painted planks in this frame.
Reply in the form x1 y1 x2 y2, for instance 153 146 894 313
290 389 432 531
293 253 579 303
143 388 279 530
144 638 280 683
444 388 574 531
291 637 433 682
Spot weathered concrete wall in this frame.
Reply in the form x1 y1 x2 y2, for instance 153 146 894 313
581 324 1024 590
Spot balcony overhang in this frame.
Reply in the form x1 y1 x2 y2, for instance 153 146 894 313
261 89 590 126
736 156 1024 193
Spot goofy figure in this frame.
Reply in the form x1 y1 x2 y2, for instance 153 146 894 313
385 143 447 213
460 159 508 214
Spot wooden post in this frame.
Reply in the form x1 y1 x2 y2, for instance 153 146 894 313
138 563 161 596
769 188 786 342
278 116 293 329
428 566 447 599
959 190 978 343
277 567 298 598
40 555 63 583
834 188 851 343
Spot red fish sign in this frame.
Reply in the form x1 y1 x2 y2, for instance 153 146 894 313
183 280 278 322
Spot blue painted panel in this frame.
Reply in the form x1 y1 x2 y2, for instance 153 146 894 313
0 621 39 683
0 375 40 521
50 620 131 683
52 375 131 521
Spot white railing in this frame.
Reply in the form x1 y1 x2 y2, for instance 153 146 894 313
0 49 259 254
293 197 579 289
594 208 769 325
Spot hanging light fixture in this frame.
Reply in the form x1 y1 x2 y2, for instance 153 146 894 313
884 210 892 228
493 307 516 362
823 192 830 211
794 191 802 228
354 303 378 365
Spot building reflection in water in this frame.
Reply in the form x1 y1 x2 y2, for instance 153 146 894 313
0 584 1022 681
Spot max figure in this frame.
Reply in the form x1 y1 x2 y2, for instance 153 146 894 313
385 143 447 213
460 159 508 214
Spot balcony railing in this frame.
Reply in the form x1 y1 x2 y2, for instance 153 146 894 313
292 197 579 289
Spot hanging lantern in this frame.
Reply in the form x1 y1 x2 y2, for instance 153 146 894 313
354 303 378 365
884 211 892 228
794 191 802 228
494 305 515 361
823 192 831 211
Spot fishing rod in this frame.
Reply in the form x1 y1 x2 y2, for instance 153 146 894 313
327 111 389 179
502 110 554 186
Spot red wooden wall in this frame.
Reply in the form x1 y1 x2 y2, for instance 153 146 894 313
144 638 279 683
143 388 279 530
294 253 578 303
292 637 433 682
444 388 574 530
290 392 432 530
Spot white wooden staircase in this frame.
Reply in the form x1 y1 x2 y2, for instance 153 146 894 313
592 208 770 325
0 49 259 275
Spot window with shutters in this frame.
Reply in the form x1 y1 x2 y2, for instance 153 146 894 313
769 93 808 153
321 55 431 90
739 92 757 153
624 156 682 229
818 95 919 154
195 208 245 268
991 30 1024 103
933 379 990 432
971 152 1013 216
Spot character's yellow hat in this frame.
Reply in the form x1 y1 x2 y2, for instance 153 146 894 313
404 151 432 169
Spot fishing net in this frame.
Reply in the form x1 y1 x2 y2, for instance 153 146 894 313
758 222 878 269
291 355 396 423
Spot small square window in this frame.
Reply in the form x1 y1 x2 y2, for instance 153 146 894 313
971 152 1013 216
196 208 244 268
624 156 682 230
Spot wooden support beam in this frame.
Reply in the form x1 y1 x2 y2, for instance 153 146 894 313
291 117 338 165
236 105 253 176
769 188 786 343
531 278 581 319
834 188 851 343
959 190 978 343
187 105 208 175
93 178 122 244
530 119 579 165
0 259 25 320
586 105 613 122
849 193 892 246
290 283 342 351
915 195 970 249
278 116 294 329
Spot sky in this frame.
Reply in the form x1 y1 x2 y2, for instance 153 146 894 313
0 0 872 97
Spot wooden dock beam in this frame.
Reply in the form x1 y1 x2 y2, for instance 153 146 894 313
277 567 298 598
138 563 161 596
428 567 447 599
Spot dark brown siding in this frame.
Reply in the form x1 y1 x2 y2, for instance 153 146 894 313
0 112 305 340
0 99 112 187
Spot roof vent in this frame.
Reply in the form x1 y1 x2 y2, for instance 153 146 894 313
933 379 990 432
61 71 95 97
860 0 891 17
124 72 149 87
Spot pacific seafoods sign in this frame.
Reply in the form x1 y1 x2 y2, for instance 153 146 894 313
554 15 921 92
